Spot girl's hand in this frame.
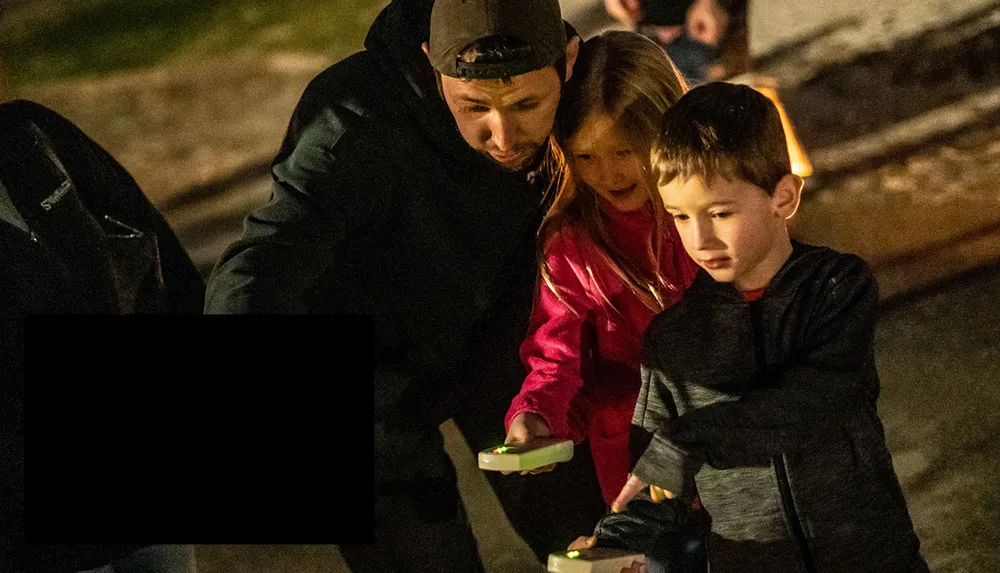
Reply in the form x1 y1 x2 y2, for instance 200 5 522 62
649 485 676 503
503 412 557 475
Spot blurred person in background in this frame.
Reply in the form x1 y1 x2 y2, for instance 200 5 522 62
604 0 749 84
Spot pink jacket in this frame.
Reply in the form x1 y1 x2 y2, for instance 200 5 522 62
505 202 699 505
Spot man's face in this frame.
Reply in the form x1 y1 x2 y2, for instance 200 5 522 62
659 174 788 291
440 67 562 171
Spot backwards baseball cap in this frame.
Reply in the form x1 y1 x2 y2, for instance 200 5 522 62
428 0 567 80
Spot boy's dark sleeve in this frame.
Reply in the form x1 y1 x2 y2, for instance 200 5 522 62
631 358 703 500
668 255 880 466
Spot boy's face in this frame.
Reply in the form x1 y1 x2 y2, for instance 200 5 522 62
659 174 801 291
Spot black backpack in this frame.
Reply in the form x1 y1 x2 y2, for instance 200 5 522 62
0 100 204 573
0 99 205 316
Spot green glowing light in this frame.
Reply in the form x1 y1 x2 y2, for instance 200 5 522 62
493 446 512 454
567 551 580 559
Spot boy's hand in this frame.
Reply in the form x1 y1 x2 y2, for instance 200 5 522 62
649 485 676 503
503 412 557 475
611 474 676 512
620 561 645 573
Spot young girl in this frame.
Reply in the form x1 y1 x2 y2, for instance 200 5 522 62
504 31 699 509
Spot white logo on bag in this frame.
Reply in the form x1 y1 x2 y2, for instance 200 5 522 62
40 179 72 211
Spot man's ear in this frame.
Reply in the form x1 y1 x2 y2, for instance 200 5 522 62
564 36 581 82
421 42 430 58
773 173 803 220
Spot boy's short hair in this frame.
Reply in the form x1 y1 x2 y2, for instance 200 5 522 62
651 82 789 195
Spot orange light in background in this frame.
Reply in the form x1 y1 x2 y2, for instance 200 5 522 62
728 74 813 178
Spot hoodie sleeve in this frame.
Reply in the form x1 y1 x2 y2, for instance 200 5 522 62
205 74 386 314
655 254 881 469
631 343 703 501
505 230 598 443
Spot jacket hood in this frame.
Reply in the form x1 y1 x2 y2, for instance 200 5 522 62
364 0 440 113
363 0 497 171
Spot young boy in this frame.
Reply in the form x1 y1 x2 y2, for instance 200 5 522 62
578 82 929 573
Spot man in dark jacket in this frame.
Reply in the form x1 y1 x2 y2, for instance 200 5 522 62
204 0 610 571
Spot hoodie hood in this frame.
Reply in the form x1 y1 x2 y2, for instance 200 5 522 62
364 0 497 171
364 0 439 110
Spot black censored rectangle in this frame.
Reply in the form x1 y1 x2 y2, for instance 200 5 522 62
20 314 374 545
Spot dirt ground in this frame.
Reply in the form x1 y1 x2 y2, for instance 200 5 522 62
11 51 329 206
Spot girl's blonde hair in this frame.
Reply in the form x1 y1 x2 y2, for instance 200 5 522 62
539 31 688 315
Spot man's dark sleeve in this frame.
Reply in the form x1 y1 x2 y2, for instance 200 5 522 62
205 96 386 314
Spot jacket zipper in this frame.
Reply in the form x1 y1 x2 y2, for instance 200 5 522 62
748 300 816 573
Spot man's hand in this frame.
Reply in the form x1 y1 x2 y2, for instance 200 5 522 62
503 412 557 475
611 474 676 512
686 0 730 46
